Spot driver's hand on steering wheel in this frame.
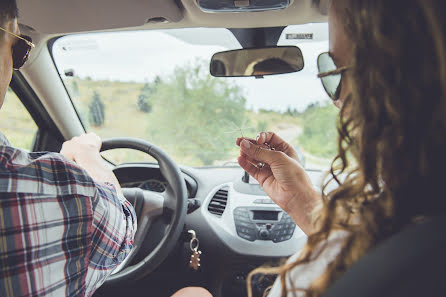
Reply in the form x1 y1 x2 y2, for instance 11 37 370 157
60 133 122 195
236 131 321 235
60 132 102 160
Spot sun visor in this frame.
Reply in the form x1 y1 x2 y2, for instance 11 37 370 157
16 0 184 34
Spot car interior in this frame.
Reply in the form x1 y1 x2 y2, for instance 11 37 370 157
5 0 445 296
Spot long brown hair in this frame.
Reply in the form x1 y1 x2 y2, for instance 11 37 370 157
248 0 446 296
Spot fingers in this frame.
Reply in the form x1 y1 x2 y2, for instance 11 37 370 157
60 133 102 160
237 131 300 165
236 137 274 151
60 143 75 161
236 137 256 146
256 131 283 146
257 132 294 152
237 155 272 186
239 139 286 165
238 132 294 154
82 132 102 149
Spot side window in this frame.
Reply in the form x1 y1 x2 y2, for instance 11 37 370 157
0 88 38 150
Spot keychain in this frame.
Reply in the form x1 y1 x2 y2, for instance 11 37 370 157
188 230 202 271
225 122 275 169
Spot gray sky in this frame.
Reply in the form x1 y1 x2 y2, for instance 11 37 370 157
53 23 331 112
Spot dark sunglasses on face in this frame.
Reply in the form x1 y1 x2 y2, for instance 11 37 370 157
0 26 35 70
317 52 351 101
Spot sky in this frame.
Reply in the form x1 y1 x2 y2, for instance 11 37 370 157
52 23 331 112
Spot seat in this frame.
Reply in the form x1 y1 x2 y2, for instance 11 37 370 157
323 215 446 297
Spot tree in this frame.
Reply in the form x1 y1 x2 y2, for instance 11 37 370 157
137 94 152 113
146 61 247 165
141 82 152 94
88 91 105 127
298 103 338 158
153 75 162 86
137 82 155 113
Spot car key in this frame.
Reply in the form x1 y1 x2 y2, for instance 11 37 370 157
188 230 202 271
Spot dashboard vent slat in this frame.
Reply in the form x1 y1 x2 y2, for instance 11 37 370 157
208 188 228 216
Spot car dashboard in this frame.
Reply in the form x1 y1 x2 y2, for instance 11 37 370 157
106 162 326 297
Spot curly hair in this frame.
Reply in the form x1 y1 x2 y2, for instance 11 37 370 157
248 0 446 296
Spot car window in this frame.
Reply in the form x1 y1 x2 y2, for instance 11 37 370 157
52 24 338 170
0 88 38 150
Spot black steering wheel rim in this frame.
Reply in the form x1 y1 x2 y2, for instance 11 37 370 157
101 137 187 284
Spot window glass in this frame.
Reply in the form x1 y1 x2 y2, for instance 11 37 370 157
52 24 338 170
0 88 38 150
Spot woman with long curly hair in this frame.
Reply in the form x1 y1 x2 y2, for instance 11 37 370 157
172 0 446 296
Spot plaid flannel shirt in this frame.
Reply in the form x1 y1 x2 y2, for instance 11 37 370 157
0 133 137 297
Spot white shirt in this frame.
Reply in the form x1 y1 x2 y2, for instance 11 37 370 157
268 231 349 297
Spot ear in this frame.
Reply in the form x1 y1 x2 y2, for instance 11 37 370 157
2 18 18 34
9 18 19 34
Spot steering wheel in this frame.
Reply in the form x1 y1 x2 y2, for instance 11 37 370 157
101 138 188 284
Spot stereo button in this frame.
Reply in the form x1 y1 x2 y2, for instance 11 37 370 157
237 221 255 229
238 232 255 241
274 224 284 230
258 229 270 240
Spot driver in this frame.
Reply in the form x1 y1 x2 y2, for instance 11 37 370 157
0 1 136 296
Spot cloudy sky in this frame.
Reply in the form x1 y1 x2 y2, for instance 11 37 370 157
52 23 330 112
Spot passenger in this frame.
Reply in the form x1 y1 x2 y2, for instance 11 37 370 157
0 1 137 296
176 0 446 296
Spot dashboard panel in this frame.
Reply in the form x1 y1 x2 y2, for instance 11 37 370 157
121 179 167 193
109 162 327 297
112 162 326 257
113 163 197 198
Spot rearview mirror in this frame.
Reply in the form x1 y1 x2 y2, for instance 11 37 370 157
210 46 304 78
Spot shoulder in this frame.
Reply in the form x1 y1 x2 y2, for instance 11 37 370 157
268 230 349 297
0 145 98 197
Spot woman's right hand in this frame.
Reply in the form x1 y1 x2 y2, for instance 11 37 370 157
236 132 320 235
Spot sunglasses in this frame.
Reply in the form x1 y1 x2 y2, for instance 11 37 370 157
0 26 35 70
317 52 351 101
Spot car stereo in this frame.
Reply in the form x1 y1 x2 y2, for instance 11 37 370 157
233 207 296 242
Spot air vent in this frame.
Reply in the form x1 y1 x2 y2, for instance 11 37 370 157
208 187 229 216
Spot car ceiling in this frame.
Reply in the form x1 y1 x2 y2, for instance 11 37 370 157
17 0 329 35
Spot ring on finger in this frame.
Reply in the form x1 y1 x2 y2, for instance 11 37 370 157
256 162 265 169
263 142 275 151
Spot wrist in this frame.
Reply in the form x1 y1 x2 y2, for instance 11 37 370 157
284 187 319 213
284 187 321 235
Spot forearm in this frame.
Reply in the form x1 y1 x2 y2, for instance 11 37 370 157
284 188 321 236
73 151 122 195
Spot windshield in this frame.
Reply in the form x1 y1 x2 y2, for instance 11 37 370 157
52 24 337 170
